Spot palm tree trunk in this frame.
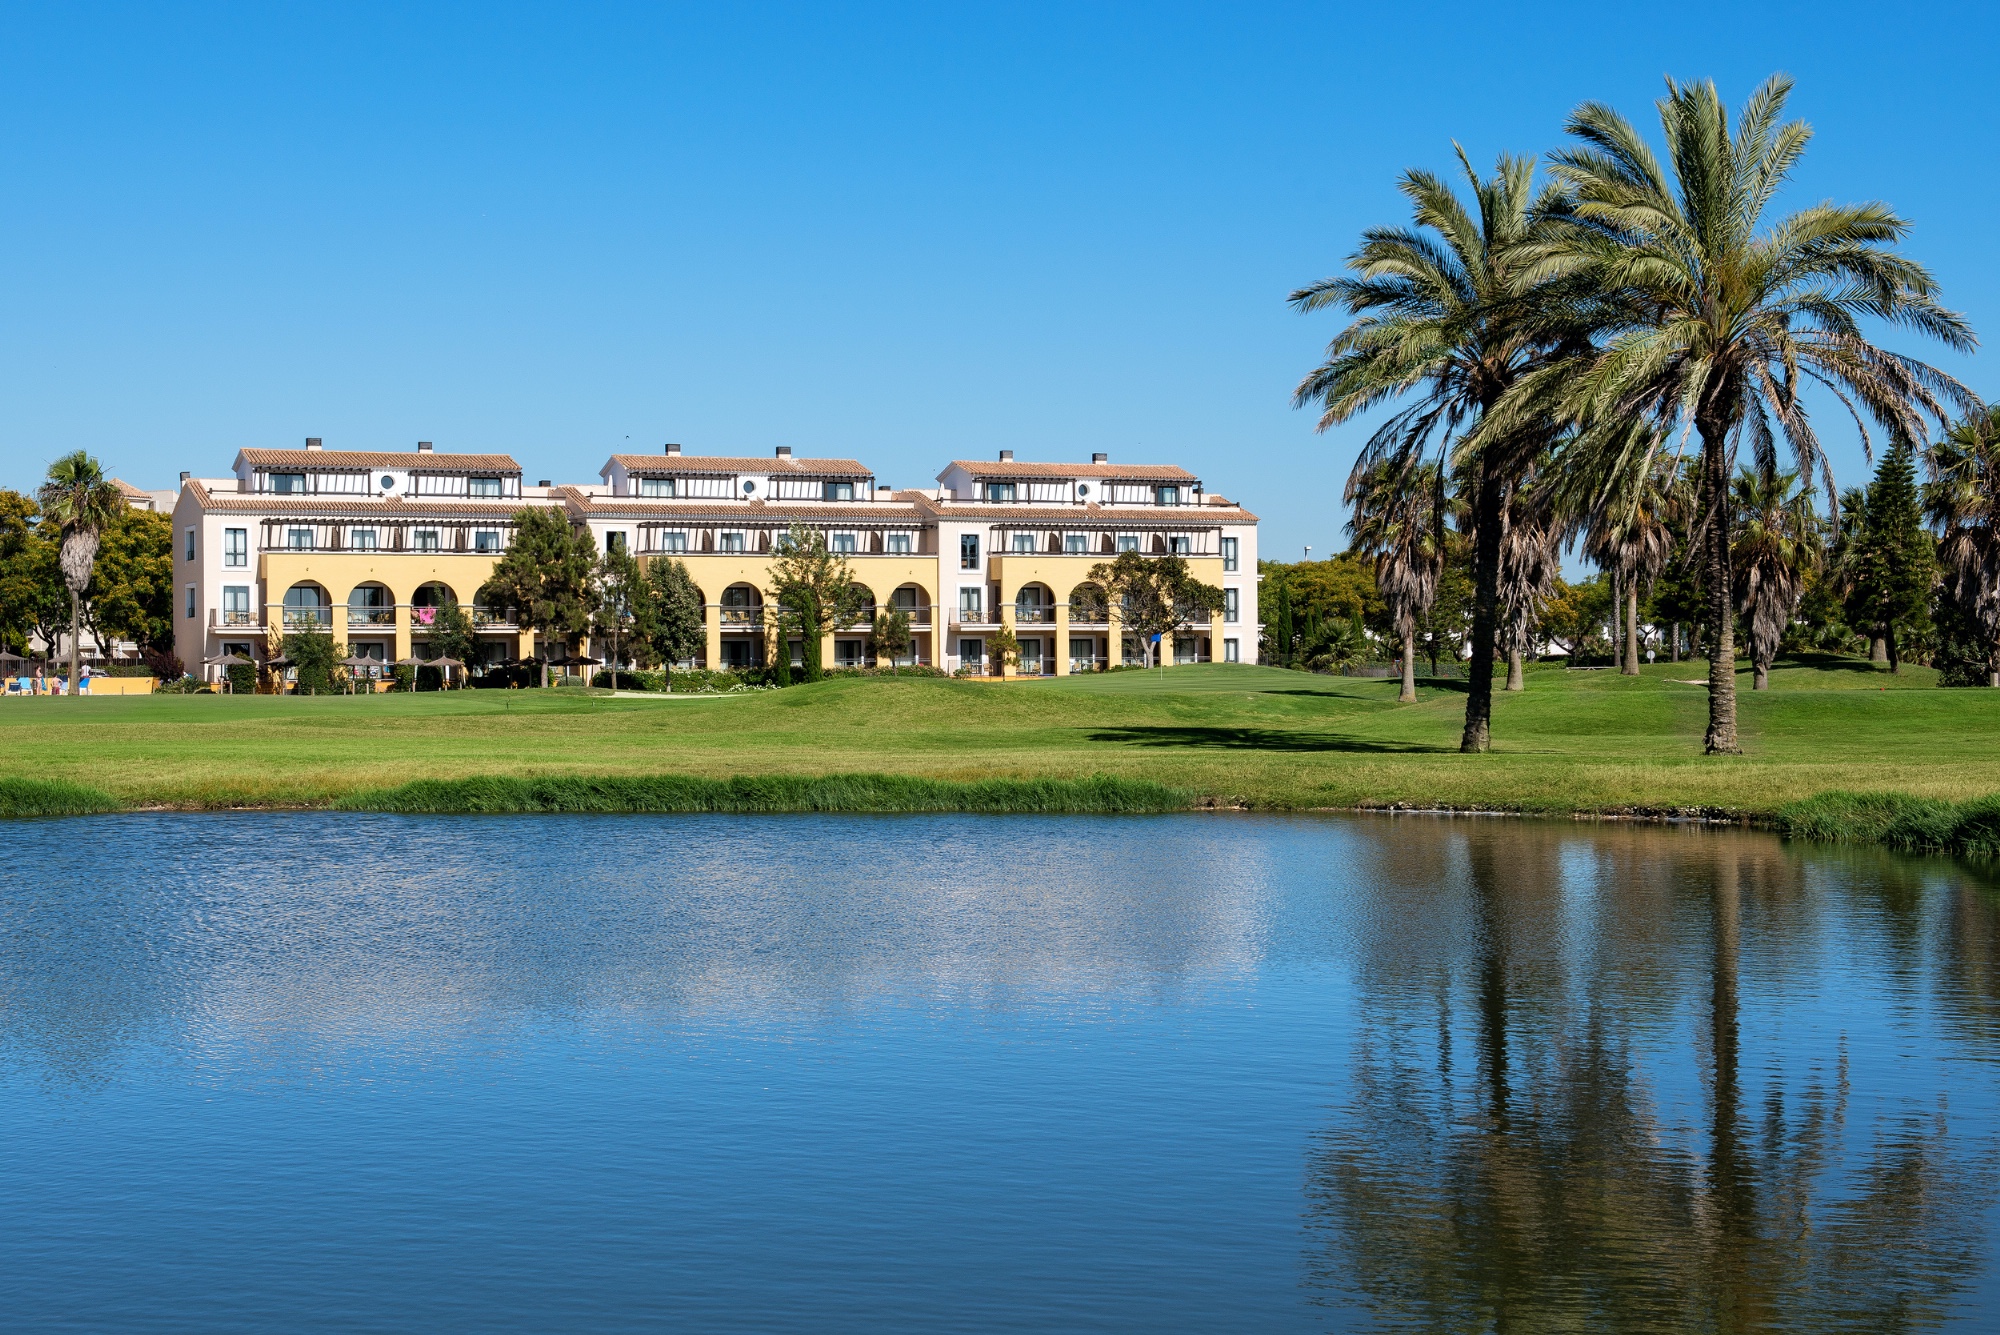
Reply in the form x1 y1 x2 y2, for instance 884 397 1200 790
1700 421 1740 754
1610 569 1622 668
1460 455 1504 753
1623 580 1641 675
1399 628 1416 703
69 588 82 695
1671 621 1680 662
1753 663 1768 691
1870 634 1888 664
1505 643 1524 691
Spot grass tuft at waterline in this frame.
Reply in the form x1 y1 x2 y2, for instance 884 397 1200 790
0 776 120 818
339 773 1186 815
1776 789 2000 860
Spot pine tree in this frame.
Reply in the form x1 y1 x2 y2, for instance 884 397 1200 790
1842 440 1937 673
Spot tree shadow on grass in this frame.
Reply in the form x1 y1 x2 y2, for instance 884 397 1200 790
1086 725 1447 754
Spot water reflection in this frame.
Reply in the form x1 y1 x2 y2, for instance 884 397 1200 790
1309 822 2000 1331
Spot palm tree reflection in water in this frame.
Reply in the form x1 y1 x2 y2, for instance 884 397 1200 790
1307 824 1999 1332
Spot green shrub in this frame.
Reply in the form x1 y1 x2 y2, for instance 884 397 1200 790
0 777 120 817
340 772 1187 816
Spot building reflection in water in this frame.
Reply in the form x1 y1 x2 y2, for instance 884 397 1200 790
1306 821 2000 1331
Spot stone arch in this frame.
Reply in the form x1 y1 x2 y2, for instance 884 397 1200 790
887 583 929 617
1014 581 1054 626
412 580 457 607
282 581 330 629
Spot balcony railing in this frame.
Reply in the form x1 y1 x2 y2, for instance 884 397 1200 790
282 609 333 628
346 608 395 627
469 608 516 628
214 609 259 628
1013 605 1054 624
719 609 764 627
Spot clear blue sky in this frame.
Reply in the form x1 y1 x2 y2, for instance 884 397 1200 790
2 2 1994 561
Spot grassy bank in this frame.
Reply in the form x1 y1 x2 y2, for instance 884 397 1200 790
340 773 1185 815
2 658 1996 828
1775 790 2000 860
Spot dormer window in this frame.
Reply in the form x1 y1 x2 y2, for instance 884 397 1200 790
1156 485 1182 506
639 477 675 498
823 481 854 501
469 477 502 497
270 472 306 495
985 482 1017 502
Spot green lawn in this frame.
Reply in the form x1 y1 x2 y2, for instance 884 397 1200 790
4 656 1995 814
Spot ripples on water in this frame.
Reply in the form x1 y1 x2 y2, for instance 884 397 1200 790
1 813 1997 1331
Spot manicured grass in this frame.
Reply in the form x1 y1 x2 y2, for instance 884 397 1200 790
0 777 120 818
1 658 1995 818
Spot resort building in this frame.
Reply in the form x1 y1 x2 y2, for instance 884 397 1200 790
171 439 1259 680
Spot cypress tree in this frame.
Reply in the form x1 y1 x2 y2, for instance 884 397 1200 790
1843 440 1936 672
1271 579 1295 667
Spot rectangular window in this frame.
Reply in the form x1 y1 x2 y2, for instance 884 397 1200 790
1117 534 1140 553
269 472 305 494
1064 534 1088 554
476 530 502 553
959 587 983 621
223 586 250 623
719 531 746 553
830 532 857 554
184 528 196 561
1156 486 1181 506
960 533 980 570
823 481 855 502
605 531 626 553
1011 533 1035 553
1175 635 1198 664
224 528 247 567
1224 589 1239 623
1221 537 1238 572
468 477 502 497
639 477 675 498
959 638 984 669
185 584 196 618
287 527 314 550
662 531 688 553
349 528 378 551
834 639 864 666
415 529 440 552
886 532 911 554
1224 638 1240 663
985 482 1017 503
1169 536 1191 555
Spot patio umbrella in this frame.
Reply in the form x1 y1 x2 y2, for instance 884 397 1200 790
425 656 466 689
205 652 254 693
0 650 26 668
340 655 380 694
392 655 428 690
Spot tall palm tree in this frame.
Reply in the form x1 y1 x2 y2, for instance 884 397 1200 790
1927 409 2000 686
1538 75 1976 752
1496 473 1560 690
36 451 125 693
1574 429 1679 675
1292 149 1574 752
1346 459 1444 703
1732 468 1821 690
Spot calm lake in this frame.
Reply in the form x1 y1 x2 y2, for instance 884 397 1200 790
3 812 1998 1331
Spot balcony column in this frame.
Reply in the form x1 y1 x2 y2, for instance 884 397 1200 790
703 601 721 671
516 626 534 662
394 603 412 665
1054 600 1070 676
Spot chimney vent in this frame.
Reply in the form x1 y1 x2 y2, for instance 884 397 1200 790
999 449 1014 462
305 437 323 451
665 442 682 456
775 446 793 459
1092 452 1107 464
179 471 190 484
416 441 434 453
538 479 552 488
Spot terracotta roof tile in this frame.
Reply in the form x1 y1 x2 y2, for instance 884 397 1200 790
941 461 1196 482
565 490 922 523
238 449 522 471
609 453 873 478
